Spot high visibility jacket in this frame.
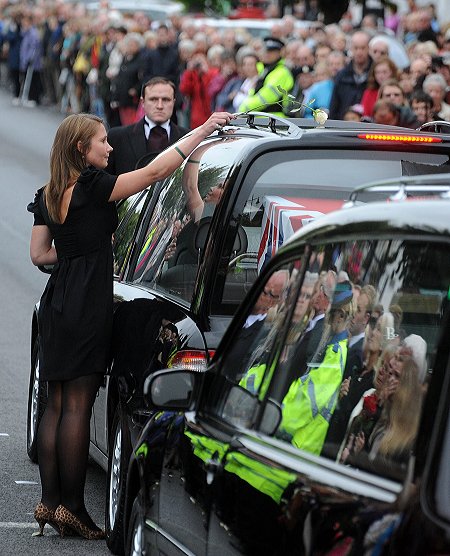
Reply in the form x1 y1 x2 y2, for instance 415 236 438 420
238 58 294 117
185 429 295 503
239 363 267 397
280 333 348 455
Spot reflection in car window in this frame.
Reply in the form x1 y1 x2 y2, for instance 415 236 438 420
131 138 238 302
215 149 449 314
211 236 450 482
113 191 149 279
254 239 450 483
209 262 301 429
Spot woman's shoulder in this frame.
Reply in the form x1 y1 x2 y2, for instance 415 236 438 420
77 166 118 204
27 186 45 214
77 166 116 189
27 186 48 225
77 166 106 184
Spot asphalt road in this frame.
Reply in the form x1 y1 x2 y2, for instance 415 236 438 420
0 86 111 555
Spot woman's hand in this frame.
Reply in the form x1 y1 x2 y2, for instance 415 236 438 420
340 433 355 463
339 377 351 399
199 112 236 138
354 431 366 454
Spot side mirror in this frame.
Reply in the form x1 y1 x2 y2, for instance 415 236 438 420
143 368 200 410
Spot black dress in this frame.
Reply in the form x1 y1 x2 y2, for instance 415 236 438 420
27 168 118 382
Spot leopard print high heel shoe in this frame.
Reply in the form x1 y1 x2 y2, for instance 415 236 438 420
54 505 105 540
33 502 60 536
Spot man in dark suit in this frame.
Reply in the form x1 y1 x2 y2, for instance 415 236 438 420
285 270 336 389
106 76 189 173
225 270 289 383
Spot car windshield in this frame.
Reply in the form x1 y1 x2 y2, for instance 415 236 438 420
132 135 450 312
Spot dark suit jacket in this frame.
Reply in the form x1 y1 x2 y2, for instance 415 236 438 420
343 337 364 381
279 316 325 399
290 317 325 377
323 337 369 457
225 319 266 382
106 118 189 174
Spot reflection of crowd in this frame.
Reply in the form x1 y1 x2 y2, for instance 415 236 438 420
235 263 428 474
226 251 438 556
1 1 450 127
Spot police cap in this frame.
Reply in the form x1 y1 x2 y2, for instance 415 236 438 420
263 37 285 51
330 281 353 310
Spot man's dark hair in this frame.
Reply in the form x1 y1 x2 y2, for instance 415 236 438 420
141 77 176 99
409 89 433 108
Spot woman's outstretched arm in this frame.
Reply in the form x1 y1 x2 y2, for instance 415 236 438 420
110 112 234 202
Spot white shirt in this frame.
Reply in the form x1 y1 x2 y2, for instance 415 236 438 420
233 76 258 112
303 312 325 334
243 313 266 329
144 118 171 140
348 331 365 348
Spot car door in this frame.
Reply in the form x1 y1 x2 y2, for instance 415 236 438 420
199 232 450 555
92 190 151 457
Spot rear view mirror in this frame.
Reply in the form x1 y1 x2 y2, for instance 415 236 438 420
144 368 199 410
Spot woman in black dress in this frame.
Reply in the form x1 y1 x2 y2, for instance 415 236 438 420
28 110 233 539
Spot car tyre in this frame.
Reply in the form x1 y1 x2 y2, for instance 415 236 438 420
106 403 132 555
26 336 47 463
126 492 146 556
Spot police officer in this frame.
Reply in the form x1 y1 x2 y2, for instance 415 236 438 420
280 282 355 456
238 37 294 117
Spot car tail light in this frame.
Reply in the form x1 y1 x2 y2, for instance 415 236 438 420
168 350 215 371
357 133 442 143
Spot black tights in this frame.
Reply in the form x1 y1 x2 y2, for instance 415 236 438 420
37 374 102 528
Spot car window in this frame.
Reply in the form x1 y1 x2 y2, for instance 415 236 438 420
204 261 302 429
213 236 450 484
113 191 149 279
214 148 450 314
131 137 243 302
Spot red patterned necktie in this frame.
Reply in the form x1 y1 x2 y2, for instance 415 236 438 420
147 125 169 152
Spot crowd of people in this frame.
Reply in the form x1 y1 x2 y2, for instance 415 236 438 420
233 263 428 474
1 0 450 128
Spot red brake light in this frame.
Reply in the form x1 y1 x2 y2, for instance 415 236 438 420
358 133 442 143
168 350 215 371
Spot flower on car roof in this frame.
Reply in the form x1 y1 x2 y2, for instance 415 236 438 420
277 85 329 126
232 86 329 127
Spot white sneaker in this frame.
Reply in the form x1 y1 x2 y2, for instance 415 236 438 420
23 100 37 108
12 97 21 106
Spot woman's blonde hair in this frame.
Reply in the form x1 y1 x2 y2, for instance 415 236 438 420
378 357 423 457
44 113 103 223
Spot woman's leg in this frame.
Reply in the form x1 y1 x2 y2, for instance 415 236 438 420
37 381 63 509
57 374 103 528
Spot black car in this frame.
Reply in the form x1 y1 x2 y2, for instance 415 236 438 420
27 114 450 554
129 178 450 556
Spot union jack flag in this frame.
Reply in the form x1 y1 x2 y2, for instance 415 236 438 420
257 196 344 272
